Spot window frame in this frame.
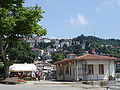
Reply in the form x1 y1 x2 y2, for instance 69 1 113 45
99 64 104 75
88 64 94 75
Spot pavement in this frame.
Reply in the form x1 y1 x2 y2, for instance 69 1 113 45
24 80 77 85
0 84 109 90
0 79 109 90
21 80 108 90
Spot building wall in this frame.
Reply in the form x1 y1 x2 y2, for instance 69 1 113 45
56 62 77 81
80 60 115 80
56 59 115 81
77 61 86 80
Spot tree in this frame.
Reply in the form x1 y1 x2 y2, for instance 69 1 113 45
51 53 64 63
0 0 46 79
8 41 36 63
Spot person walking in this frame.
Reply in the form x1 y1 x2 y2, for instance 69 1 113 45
38 71 42 81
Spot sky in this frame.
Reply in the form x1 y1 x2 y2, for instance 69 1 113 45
24 0 120 39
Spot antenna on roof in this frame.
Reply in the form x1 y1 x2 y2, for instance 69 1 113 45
94 29 96 37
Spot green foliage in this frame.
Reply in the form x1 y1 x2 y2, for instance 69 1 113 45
0 0 46 62
70 35 120 57
51 53 64 63
0 0 47 78
0 62 4 68
0 0 46 42
58 34 120 58
8 41 35 63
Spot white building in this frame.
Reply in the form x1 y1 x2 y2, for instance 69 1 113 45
27 39 36 47
47 48 57 53
35 61 56 73
66 54 77 59
60 41 70 48
54 54 117 81
37 38 51 43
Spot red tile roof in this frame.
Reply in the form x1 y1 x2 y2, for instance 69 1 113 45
75 54 117 60
53 54 117 65
67 54 76 56
53 58 75 65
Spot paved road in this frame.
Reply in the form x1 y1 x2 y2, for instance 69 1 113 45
0 84 107 90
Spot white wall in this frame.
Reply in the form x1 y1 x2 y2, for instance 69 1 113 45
84 60 115 80
56 59 115 81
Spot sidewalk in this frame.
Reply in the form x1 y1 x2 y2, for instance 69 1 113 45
23 80 107 90
24 80 77 85
0 79 108 89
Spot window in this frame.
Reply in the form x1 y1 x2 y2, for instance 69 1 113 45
88 65 94 75
99 64 104 74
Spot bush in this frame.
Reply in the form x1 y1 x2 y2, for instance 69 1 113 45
18 77 37 81
108 75 114 80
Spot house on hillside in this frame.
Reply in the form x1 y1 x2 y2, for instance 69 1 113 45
54 54 117 81
35 61 56 73
66 54 76 59
35 61 56 79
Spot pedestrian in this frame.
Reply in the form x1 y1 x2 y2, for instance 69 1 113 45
38 71 42 81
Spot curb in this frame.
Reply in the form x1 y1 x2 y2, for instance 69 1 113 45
33 83 75 85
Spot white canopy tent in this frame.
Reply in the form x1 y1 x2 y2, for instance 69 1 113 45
9 63 38 72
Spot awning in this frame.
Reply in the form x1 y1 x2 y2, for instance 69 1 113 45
9 63 38 72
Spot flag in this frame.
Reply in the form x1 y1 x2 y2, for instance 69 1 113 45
91 50 97 55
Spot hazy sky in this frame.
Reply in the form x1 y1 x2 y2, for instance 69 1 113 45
24 0 120 39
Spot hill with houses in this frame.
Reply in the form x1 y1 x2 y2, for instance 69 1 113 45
25 34 120 63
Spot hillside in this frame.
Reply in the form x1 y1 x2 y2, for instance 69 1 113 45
68 34 120 58
33 34 120 62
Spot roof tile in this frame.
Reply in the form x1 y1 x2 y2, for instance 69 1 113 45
54 54 117 64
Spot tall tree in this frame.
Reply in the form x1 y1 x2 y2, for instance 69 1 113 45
0 0 46 79
8 41 36 63
52 53 64 63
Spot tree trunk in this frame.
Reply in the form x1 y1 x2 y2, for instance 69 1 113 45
3 64 9 79
0 38 9 79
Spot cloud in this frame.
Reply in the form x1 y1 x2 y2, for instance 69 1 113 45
70 13 88 27
96 0 120 12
